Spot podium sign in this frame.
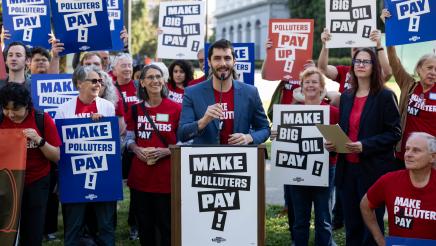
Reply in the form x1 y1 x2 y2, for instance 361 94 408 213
171 145 265 246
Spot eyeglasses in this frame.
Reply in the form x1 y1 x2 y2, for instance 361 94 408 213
353 59 373 66
85 78 103 84
145 75 162 81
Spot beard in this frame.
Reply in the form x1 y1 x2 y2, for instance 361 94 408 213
211 66 233 81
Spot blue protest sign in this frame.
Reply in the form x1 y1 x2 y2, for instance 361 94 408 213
386 236 436 246
204 43 256 85
2 0 52 49
31 74 78 119
50 0 112 55
107 0 124 51
385 0 436 45
56 117 123 203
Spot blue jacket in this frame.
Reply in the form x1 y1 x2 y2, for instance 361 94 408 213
178 79 270 144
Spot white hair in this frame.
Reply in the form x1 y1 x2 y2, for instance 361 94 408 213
409 132 436 153
111 53 132 69
99 71 119 107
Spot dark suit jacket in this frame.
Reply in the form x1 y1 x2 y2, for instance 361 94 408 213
336 88 401 190
178 79 270 144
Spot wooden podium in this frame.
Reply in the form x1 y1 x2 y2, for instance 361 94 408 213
171 145 266 246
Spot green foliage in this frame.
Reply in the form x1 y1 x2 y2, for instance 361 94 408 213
327 56 352 66
131 0 157 58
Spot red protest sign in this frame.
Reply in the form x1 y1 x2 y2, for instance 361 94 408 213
0 129 27 245
264 19 314 82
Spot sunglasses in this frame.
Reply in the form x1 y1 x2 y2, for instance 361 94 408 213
85 78 103 84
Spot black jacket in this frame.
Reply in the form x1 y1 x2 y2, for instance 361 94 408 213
335 88 401 190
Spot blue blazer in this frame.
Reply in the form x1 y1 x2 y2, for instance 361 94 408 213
178 79 270 144
336 88 402 190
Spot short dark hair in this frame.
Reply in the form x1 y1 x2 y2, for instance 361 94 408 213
138 64 168 101
168 60 194 88
0 83 33 109
207 39 235 61
349 48 384 95
3 41 30 59
31 47 51 61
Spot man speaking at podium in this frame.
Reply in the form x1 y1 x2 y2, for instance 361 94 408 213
178 39 270 145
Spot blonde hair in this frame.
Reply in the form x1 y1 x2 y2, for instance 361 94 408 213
299 67 326 90
415 54 436 76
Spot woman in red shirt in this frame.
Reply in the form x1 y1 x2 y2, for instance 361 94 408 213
326 48 401 246
272 67 339 246
0 83 61 246
125 64 181 246
166 60 194 105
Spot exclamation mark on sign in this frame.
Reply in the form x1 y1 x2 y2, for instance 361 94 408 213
78 28 88 43
85 173 97 189
110 19 115 31
211 211 227 231
23 29 32 42
408 16 420 32
191 40 200 52
362 25 371 38
312 161 323 177
284 60 294 73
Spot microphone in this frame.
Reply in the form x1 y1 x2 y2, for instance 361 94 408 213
217 73 225 144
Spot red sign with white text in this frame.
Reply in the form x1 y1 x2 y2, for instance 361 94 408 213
264 19 314 82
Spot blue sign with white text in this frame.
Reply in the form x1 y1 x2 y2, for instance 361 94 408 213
107 0 124 51
50 0 112 55
56 117 123 203
31 74 78 119
2 0 52 49
386 236 436 246
384 0 436 45
205 43 256 85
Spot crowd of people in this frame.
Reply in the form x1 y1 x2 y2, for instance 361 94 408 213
0 8 435 246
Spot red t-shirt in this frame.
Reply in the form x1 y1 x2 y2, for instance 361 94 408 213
115 90 125 117
167 83 184 105
325 103 339 165
126 98 181 193
188 75 206 87
281 80 301 104
346 95 368 163
397 84 436 160
213 87 235 144
75 98 98 118
117 80 139 107
367 169 436 240
335 65 352 93
0 110 62 186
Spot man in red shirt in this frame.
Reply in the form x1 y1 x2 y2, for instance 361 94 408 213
112 53 139 112
361 132 436 244
188 48 207 86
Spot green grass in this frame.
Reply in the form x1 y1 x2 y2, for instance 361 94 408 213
43 188 347 246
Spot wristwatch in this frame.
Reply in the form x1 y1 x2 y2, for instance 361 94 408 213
37 138 46 148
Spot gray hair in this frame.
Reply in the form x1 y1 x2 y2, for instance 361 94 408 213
72 65 102 88
99 70 119 107
111 53 132 69
409 132 436 154
151 62 169 83
415 53 436 76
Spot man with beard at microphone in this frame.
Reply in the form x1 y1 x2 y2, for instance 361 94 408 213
178 39 270 145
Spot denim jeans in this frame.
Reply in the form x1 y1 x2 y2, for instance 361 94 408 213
62 201 116 246
290 166 336 246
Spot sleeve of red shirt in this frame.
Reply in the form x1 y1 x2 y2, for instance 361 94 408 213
115 96 125 117
126 104 135 131
43 113 62 147
366 173 389 209
329 105 339 124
